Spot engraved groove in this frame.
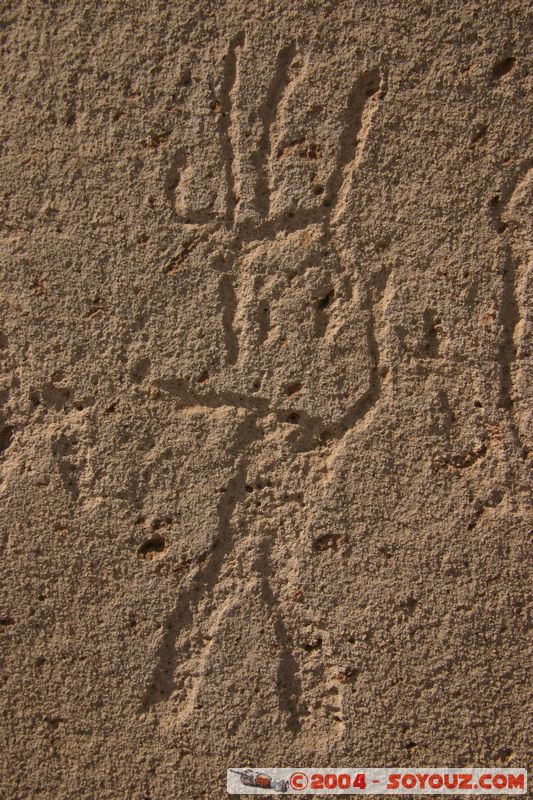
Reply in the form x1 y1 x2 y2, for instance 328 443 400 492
327 67 384 219
218 270 240 365
252 42 297 218
142 443 257 710
259 568 306 731
218 32 244 225
153 51 389 730
496 163 533 445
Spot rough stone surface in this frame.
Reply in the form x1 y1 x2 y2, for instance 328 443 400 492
1 2 531 798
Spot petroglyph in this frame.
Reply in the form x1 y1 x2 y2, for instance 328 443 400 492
497 163 533 449
3 8 532 796
143 37 391 734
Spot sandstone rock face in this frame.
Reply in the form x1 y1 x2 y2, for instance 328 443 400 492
1 3 531 798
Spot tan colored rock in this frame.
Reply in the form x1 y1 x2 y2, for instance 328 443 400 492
1 2 531 797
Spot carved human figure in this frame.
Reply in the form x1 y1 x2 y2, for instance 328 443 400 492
143 36 392 740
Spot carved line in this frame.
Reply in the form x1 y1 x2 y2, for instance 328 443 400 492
219 32 245 226
260 571 306 732
171 594 241 725
331 68 386 224
231 65 384 239
496 164 533 444
157 263 393 464
218 270 239 365
151 56 390 727
141 445 256 710
144 264 393 722
253 42 297 218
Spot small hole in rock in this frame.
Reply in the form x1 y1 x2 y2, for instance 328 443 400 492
491 56 516 80
317 290 333 310
138 533 166 559
471 123 487 144
0 425 14 455
286 381 302 396
286 412 300 424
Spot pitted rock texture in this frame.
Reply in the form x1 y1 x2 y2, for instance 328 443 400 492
1 2 531 798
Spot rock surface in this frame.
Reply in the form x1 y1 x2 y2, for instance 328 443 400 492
1 2 531 798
